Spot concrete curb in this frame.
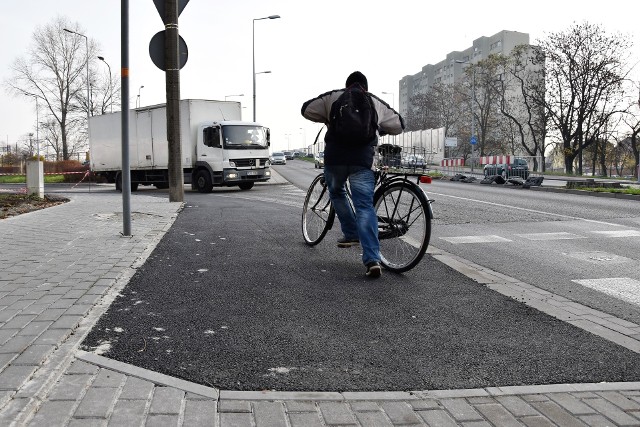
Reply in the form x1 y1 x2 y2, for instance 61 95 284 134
530 185 640 200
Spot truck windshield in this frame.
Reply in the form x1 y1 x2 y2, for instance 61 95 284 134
221 125 267 149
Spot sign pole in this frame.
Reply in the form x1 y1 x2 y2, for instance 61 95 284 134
165 0 184 202
121 0 132 236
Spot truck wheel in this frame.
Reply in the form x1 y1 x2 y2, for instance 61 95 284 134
194 171 213 193
115 172 139 192
238 182 254 190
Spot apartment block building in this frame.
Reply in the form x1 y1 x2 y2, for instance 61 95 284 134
398 30 530 120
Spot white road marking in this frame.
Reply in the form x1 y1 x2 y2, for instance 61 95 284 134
591 230 640 238
427 190 630 227
439 235 511 244
572 278 640 306
515 232 586 241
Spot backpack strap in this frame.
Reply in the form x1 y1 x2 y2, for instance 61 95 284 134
312 125 325 145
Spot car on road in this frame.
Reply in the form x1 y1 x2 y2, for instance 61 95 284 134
402 154 426 169
283 151 294 160
314 152 324 168
270 152 287 165
483 158 529 179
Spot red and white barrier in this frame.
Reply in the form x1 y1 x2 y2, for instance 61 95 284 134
480 155 511 165
0 171 88 176
441 158 465 167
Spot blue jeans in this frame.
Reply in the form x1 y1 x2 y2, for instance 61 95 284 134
324 166 380 266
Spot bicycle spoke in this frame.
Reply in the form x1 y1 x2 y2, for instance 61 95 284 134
375 181 431 272
302 174 334 245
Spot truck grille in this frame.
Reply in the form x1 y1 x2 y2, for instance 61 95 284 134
233 158 269 168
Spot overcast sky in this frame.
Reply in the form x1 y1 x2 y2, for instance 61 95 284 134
2 0 639 153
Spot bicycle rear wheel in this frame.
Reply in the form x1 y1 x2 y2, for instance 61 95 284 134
374 181 431 272
302 173 335 246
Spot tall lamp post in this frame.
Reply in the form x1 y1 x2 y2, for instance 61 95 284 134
22 93 40 158
137 85 144 108
455 60 476 174
63 29 90 124
253 71 271 121
253 15 280 122
381 91 396 145
97 56 113 113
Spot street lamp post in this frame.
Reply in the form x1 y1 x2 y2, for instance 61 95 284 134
381 91 395 109
97 56 113 113
455 60 476 174
63 29 90 124
225 94 244 101
137 85 144 108
253 71 271 121
21 92 41 158
253 15 280 122
381 91 396 145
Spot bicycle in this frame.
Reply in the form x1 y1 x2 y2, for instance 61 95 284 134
301 168 433 273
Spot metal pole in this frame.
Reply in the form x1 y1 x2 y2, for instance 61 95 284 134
35 96 39 157
471 73 475 174
166 0 184 202
98 56 113 113
63 28 91 158
252 15 279 122
252 18 256 122
121 0 132 236
85 36 90 125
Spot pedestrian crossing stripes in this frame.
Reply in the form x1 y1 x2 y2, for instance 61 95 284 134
591 230 640 238
439 235 511 244
215 184 306 208
516 232 585 241
572 278 640 306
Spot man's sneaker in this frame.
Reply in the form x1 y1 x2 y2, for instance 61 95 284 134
366 262 382 278
337 237 360 248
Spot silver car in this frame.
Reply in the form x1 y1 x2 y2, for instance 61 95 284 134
270 152 287 165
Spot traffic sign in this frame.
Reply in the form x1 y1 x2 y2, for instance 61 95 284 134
470 136 478 145
149 31 188 71
445 137 458 147
153 0 190 24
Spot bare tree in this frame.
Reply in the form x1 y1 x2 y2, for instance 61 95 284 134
4 16 102 160
456 56 504 158
618 81 640 177
495 45 549 171
535 22 632 174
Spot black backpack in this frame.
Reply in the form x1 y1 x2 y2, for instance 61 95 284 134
328 84 378 145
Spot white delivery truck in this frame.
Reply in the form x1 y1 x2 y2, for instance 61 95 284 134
89 99 271 192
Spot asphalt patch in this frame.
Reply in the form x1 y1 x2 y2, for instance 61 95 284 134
82 186 640 391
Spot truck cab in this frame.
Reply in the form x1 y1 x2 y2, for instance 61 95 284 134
193 121 271 192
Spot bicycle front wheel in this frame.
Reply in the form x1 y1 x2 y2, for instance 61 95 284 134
302 173 335 246
374 181 431 272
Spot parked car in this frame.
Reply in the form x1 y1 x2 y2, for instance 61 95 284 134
402 154 426 169
283 151 294 160
377 143 402 168
270 152 287 165
483 158 529 179
314 152 325 168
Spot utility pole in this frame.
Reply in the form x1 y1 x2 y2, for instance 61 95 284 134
121 0 132 236
165 0 184 202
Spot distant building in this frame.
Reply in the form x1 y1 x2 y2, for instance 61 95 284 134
399 30 530 120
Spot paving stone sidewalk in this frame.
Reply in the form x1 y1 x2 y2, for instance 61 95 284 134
2 182 640 426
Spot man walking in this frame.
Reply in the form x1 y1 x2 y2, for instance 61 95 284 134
301 71 404 278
